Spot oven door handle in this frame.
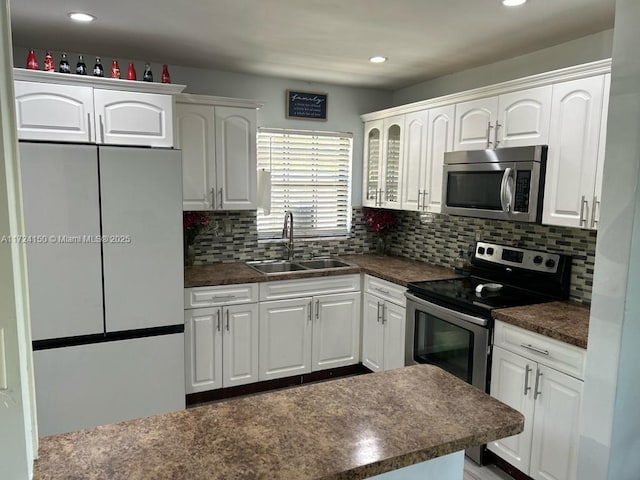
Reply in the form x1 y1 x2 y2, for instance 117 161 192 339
405 292 489 327
500 167 514 213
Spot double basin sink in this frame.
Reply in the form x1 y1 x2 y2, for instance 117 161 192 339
246 258 352 275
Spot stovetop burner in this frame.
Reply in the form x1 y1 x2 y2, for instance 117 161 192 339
407 241 572 319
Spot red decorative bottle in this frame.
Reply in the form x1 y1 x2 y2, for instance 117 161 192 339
26 49 39 70
161 64 171 83
110 60 121 79
43 51 55 72
126 62 137 80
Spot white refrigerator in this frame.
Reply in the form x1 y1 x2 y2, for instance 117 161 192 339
20 142 185 436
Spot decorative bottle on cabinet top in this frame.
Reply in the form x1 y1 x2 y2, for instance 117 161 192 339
142 63 153 82
43 51 55 72
126 62 137 80
58 52 71 73
161 64 170 83
110 59 121 79
93 57 104 77
75 55 87 75
26 49 39 70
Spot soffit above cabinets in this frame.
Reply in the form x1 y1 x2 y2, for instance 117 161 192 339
10 0 614 89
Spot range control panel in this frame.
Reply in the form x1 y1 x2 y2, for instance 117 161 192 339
474 241 561 274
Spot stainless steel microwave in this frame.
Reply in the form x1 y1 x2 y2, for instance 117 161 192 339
442 145 547 223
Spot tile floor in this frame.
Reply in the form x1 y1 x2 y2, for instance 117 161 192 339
464 458 514 480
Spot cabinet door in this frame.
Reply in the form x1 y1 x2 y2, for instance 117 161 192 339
401 110 428 211
381 115 405 209
215 106 257 210
14 81 95 142
259 298 312 381
222 304 259 388
19 143 103 341
529 365 583 480
185 307 222 394
497 86 552 148
488 346 536 474
382 301 406 370
312 292 361 371
362 293 384 372
362 120 383 207
94 89 173 147
176 102 216 211
543 75 605 228
591 73 611 230
424 105 455 213
454 97 498 151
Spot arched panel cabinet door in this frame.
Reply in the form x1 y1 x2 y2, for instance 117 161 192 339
454 97 498 151
497 86 552 148
14 81 95 142
94 89 173 147
362 120 383 207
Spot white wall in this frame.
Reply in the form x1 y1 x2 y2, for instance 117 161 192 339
0 1 36 478
578 1 640 478
392 29 614 105
12 47 394 206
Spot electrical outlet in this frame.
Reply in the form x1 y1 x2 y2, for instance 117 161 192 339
0 328 7 390
224 221 232 234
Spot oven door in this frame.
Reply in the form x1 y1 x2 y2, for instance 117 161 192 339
405 292 490 393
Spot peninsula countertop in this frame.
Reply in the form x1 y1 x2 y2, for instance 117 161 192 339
184 254 459 288
33 365 523 480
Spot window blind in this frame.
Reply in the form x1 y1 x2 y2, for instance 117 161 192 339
257 128 352 239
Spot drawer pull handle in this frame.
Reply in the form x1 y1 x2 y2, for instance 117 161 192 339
520 343 549 356
534 368 543 400
209 295 235 302
375 287 391 295
524 364 532 396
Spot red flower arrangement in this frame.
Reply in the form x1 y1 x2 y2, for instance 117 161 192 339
183 212 209 266
363 208 395 233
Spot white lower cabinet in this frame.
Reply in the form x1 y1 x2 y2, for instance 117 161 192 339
184 284 259 393
489 321 585 480
259 291 361 381
362 275 406 372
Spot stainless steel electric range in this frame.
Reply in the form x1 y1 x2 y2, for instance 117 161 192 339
404 241 571 464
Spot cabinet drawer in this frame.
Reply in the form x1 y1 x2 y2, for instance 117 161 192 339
494 321 586 380
364 275 406 307
185 283 258 308
260 274 360 301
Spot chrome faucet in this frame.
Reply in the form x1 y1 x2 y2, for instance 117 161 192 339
282 210 294 260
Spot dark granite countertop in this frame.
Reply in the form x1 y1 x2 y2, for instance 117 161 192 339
184 255 459 289
33 365 523 480
492 301 590 349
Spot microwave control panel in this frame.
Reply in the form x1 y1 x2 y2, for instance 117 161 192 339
513 171 531 213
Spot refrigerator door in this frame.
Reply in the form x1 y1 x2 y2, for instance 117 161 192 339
33 333 185 436
19 142 104 341
99 146 183 332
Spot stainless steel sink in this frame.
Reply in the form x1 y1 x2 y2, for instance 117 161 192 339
246 258 352 274
296 259 351 269
246 260 307 274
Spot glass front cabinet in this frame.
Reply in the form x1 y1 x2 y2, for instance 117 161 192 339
362 116 404 209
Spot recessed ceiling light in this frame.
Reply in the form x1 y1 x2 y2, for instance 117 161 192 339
68 12 96 22
369 56 387 64
501 0 527 6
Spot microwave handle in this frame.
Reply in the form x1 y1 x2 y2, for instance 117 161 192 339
500 168 514 213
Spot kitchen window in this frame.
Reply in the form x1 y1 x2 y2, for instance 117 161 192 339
257 128 352 239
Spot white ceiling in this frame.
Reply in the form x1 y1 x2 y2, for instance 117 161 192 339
10 0 615 89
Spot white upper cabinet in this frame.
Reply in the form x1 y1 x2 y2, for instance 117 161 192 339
215 106 257 210
424 105 455 213
14 70 182 147
362 116 404 209
497 86 552 148
362 120 383 207
176 102 216 211
401 110 428 211
454 96 499 151
454 87 552 151
176 95 260 211
543 75 607 229
14 81 95 143
94 89 173 147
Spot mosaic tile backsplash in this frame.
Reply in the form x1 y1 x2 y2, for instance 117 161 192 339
189 208 596 304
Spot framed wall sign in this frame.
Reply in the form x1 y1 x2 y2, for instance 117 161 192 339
286 90 328 121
